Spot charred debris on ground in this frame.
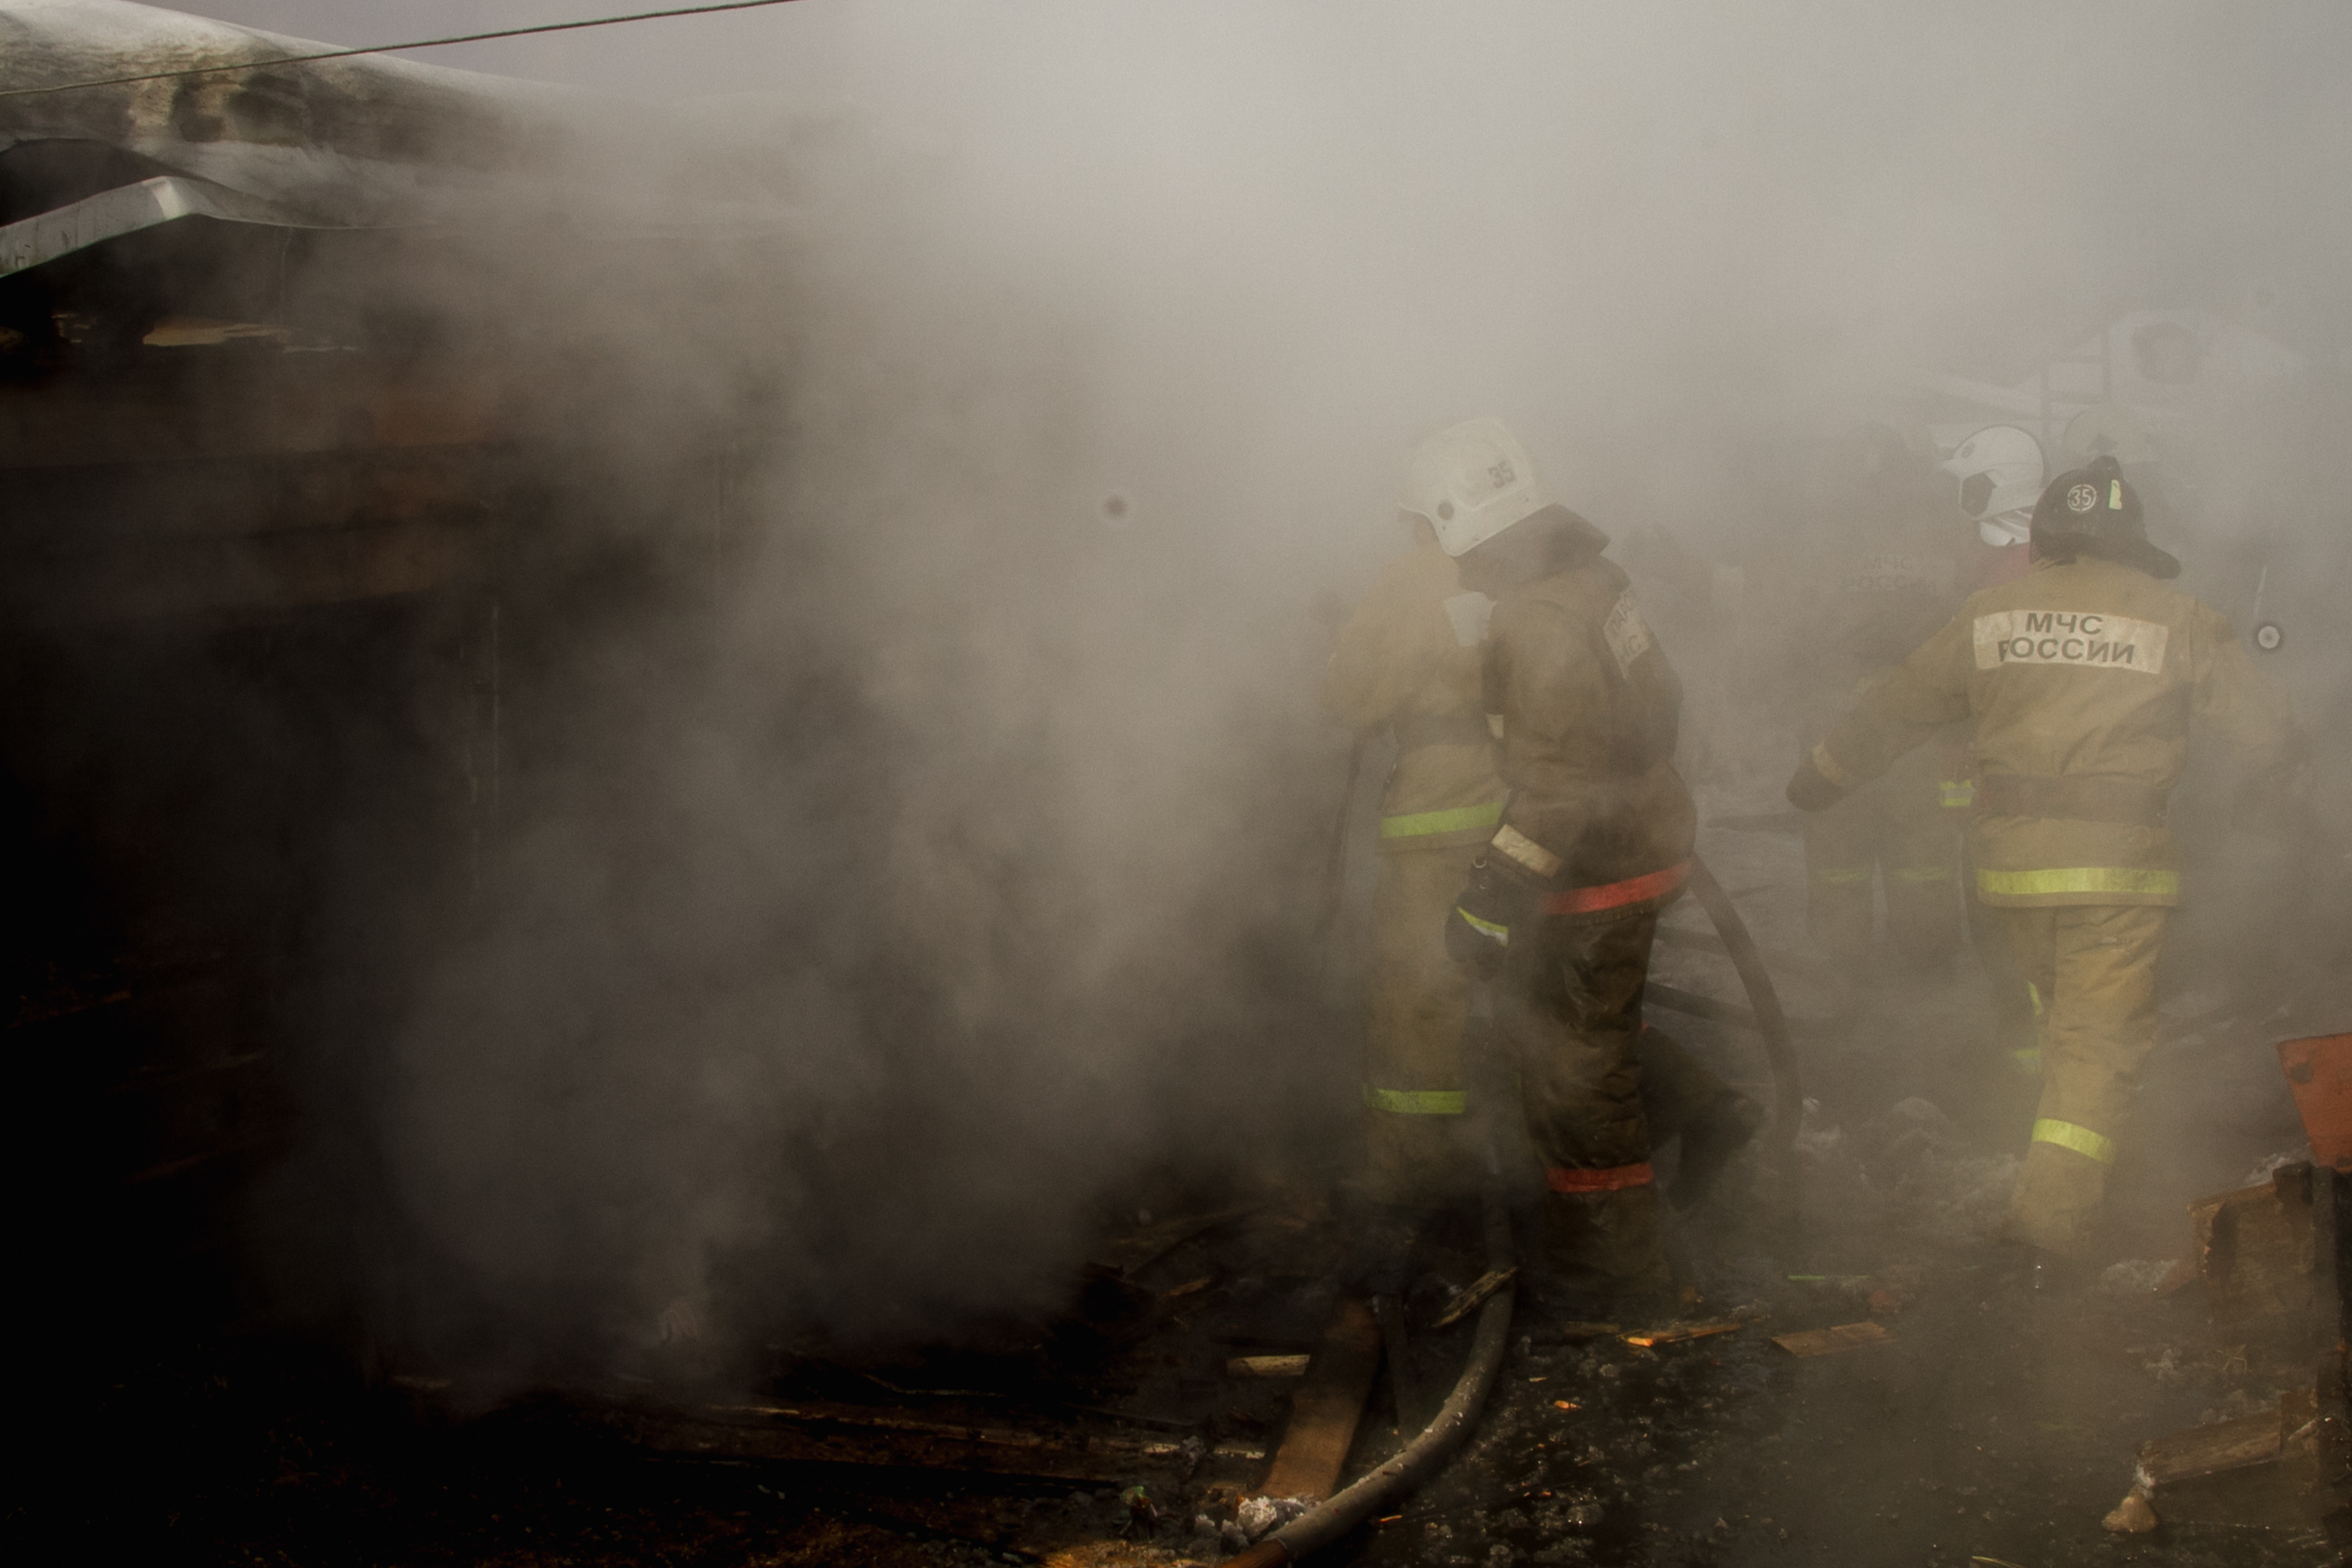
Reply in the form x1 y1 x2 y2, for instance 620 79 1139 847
7 6 2352 1568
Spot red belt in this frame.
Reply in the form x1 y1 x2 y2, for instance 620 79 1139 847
1538 860 1690 916
1546 1162 1655 1193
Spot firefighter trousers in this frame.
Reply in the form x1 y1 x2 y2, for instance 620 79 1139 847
1362 846 1734 1264
1361 841 1488 1206
1995 902 2168 1258
1506 905 1671 1299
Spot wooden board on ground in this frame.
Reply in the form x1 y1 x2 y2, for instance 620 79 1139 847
1426 1268 1517 1331
2189 1165 2315 1325
1227 1355 1310 1378
1625 1320 1741 1348
1772 1322 1894 1357
2137 1386 2324 1527
591 1399 1219 1486
1258 1298 1383 1501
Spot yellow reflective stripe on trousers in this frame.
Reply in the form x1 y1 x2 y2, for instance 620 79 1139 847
2033 1118 2116 1164
1363 1085 1467 1116
1939 780 1975 810
1890 865 1953 885
1380 801 1505 841
1976 866 2180 898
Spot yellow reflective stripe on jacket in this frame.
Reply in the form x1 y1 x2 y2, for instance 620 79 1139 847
2033 1118 2116 1164
1455 908 1508 942
1362 1085 1467 1116
1890 865 1953 885
1379 801 1505 841
2009 1048 2043 1076
1812 867 1872 885
2025 981 2043 1017
1939 780 1975 810
1976 866 2180 899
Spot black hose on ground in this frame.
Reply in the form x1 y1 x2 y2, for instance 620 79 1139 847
1215 1193 1517 1568
1685 852 1804 1191
1220 856 1792 1566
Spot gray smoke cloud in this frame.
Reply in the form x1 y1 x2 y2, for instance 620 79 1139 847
139 1 2351 1370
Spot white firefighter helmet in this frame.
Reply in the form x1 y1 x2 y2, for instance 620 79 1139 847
1938 424 2046 548
1401 418 1552 558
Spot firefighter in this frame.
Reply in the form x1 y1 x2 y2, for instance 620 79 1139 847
1946 423 2046 590
1939 425 2052 1070
1786 456 2311 1281
1793 427 1970 973
1321 511 1511 1215
1408 418 1699 1312
1321 510 1760 1241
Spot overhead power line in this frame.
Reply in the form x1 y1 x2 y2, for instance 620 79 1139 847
0 0 807 100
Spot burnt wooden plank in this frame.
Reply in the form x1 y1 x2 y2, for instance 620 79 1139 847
599 1399 1207 1485
2189 1167 2316 1325
2139 1410 2279 1486
1258 1297 1382 1501
2137 1387 2330 1528
1625 1320 1742 1349
1772 1322 1894 1357
9 516 480 623
0 358 514 471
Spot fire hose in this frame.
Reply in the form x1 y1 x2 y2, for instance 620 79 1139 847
1220 853 1798 1564
1215 1187 1518 1568
1685 853 1806 1182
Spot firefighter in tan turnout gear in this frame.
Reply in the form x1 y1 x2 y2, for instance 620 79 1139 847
1403 418 1701 1310
1321 508 1758 1243
1793 427 1972 971
1322 516 1509 1208
1787 456 2311 1277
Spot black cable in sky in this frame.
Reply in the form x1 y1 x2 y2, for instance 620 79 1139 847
0 0 807 100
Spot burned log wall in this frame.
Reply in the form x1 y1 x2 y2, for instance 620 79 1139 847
3 128 1358 1382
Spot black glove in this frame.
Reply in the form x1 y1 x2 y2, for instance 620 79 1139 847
1786 751 1847 813
1444 856 1538 978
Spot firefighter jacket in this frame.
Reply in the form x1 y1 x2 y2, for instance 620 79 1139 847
1482 516 1697 897
1815 553 2307 908
1321 537 1508 852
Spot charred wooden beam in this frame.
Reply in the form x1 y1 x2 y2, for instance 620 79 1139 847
8 515 481 624
585 1398 1244 1486
1257 1298 1382 1503
2190 1164 2317 1326
2136 1387 2327 1528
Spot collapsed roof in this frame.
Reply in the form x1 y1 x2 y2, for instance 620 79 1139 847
1 0 772 276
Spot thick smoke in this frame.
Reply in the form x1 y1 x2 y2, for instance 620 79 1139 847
147 1 2352 1371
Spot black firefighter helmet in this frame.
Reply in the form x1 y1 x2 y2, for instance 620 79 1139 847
2029 455 2180 579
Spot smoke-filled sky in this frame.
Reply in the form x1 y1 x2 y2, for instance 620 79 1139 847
177 0 2352 542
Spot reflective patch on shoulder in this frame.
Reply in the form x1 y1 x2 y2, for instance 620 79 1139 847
1442 590 1495 648
1971 609 2168 674
1602 589 1653 674
1490 823 1563 879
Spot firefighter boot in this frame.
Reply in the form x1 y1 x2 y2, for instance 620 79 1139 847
1669 1094 1766 1211
1536 1184 1674 1322
1636 1025 1765 1212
